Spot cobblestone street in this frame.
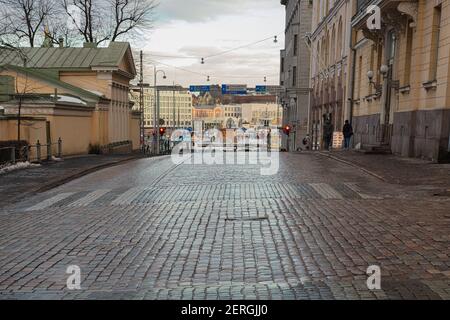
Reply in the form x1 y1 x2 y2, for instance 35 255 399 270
0 152 449 300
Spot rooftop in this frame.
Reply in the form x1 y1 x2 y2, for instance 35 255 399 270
0 42 135 74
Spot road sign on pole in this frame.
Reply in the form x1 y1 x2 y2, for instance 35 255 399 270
189 85 211 92
221 84 247 95
255 85 267 93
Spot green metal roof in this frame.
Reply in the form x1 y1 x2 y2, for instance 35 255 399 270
0 42 134 72
1 64 103 103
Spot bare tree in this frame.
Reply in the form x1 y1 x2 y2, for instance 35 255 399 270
109 0 157 42
63 0 157 46
0 0 57 47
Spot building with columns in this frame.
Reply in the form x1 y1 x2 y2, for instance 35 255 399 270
310 0 354 149
0 42 139 155
351 0 450 162
279 0 313 151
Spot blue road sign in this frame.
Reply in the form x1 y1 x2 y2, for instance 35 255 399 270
221 84 247 95
255 85 267 93
189 85 211 92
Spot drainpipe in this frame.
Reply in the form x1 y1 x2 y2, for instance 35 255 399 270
349 47 356 125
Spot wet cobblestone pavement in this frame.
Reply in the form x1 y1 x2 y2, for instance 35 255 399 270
0 152 449 299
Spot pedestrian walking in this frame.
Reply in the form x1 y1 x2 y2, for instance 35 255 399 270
302 134 311 151
342 120 353 150
323 118 334 151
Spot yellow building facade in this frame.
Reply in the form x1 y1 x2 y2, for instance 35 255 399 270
0 42 140 156
351 0 450 162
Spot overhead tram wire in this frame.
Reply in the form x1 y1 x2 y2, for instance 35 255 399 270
144 33 283 64
145 57 280 82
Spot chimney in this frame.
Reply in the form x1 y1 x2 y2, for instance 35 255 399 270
83 42 98 48
58 37 64 48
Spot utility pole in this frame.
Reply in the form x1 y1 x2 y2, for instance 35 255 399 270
153 66 158 155
156 88 160 154
139 51 144 152
152 66 166 155
172 81 176 133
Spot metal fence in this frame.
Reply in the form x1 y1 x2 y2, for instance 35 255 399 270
0 138 62 165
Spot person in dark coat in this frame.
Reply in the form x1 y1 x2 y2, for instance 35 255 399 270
342 120 353 150
323 118 334 151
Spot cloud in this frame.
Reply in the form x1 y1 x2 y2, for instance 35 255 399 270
156 0 279 23
140 0 285 87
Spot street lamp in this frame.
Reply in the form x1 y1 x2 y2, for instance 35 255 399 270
153 66 166 155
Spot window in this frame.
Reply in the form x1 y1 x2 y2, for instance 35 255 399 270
292 66 297 87
429 5 442 81
403 20 414 86
293 34 298 56
369 45 375 94
281 57 285 72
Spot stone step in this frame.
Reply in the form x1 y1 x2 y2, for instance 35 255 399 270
356 144 392 155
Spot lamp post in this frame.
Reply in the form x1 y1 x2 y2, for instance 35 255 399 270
153 66 166 155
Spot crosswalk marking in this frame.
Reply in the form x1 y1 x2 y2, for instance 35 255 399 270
23 182 372 211
310 183 344 199
67 189 111 207
111 187 147 206
344 183 381 200
25 193 75 211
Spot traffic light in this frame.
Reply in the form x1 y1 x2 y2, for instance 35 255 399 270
283 125 291 136
159 128 166 136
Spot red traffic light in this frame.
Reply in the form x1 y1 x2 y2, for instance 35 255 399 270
159 128 166 136
283 125 291 136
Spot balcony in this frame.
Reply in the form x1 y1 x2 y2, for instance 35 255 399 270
357 0 377 13
352 0 418 31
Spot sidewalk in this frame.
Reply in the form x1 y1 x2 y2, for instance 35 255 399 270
318 150 450 188
0 153 143 209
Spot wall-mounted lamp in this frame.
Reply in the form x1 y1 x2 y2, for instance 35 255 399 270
380 65 389 78
367 70 382 92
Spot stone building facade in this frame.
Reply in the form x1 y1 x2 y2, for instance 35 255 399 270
310 0 354 149
351 0 450 162
279 0 313 151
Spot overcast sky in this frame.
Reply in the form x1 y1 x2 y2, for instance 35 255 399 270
137 0 285 88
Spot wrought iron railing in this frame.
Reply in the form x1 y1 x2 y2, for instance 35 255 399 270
0 138 62 166
357 0 376 13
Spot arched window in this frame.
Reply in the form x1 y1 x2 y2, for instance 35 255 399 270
316 42 321 76
331 26 336 64
337 17 343 60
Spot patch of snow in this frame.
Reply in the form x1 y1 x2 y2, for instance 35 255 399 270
85 89 104 97
0 162 41 175
51 95 87 105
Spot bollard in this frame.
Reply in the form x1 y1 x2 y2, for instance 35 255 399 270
36 140 41 163
25 146 30 162
58 137 62 158
11 147 16 164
